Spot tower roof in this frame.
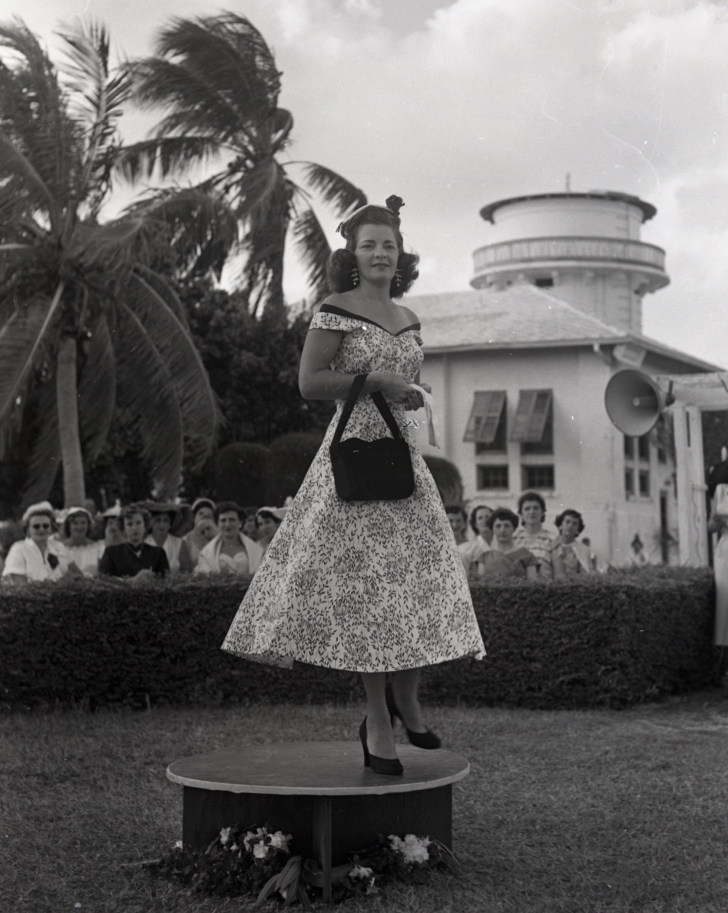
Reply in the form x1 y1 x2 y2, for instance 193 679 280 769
479 191 657 224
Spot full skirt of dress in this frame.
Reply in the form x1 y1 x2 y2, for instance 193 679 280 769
221 306 486 672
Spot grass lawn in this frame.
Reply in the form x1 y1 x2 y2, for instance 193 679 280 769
3 692 728 913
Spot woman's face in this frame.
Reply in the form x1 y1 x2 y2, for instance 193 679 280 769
218 511 242 538
520 500 544 527
475 507 492 534
448 512 466 539
27 514 52 546
492 518 515 546
354 224 399 287
257 516 279 542
68 514 90 541
194 506 215 528
124 513 146 545
150 513 171 537
105 517 122 535
242 515 258 538
560 515 581 543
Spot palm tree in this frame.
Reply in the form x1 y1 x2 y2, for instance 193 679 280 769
120 12 366 315
0 20 227 508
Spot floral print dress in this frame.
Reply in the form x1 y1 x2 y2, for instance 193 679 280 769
221 304 486 672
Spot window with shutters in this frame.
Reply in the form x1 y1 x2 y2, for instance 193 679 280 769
464 391 507 453
522 465 555 490
477 464 509 490
511 389 553 455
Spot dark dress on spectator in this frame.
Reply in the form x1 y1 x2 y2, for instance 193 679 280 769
99 542 169 577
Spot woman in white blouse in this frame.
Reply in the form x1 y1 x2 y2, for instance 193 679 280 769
59 506 105 577
2 502 68 584
195 502 263 577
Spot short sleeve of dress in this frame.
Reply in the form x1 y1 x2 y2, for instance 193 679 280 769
309 309 364 334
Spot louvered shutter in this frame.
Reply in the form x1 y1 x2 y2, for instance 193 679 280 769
463 391 506 443
510 390 552 443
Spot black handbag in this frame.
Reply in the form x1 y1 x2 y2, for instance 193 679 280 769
330 374 415 501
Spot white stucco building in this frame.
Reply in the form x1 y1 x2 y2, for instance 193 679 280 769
409 191 720 566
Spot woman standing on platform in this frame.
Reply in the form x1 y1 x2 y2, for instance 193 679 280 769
222 197 485 775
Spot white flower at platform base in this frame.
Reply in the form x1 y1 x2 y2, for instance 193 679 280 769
267 830 291 851
389 833 432 864
350 864 374 880
219 827 232 846
253 841 269 859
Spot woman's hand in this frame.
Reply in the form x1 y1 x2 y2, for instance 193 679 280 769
368 372 424 410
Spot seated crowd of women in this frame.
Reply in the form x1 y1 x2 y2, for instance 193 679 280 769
447 491 597 581
0 498 288 584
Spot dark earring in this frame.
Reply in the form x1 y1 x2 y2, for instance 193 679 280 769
395 269 402 288
351 267 359 287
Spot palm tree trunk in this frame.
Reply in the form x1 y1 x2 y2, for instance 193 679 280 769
56 334 86 507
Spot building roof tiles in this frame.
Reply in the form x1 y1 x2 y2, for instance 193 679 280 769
406 284 720 371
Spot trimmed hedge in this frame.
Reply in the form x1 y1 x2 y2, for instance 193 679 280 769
0 568 718 711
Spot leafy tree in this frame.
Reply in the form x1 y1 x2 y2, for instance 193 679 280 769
121 12 367 314
0 20 225 509
180 279 333 450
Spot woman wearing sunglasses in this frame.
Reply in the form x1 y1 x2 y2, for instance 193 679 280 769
2 501 68 584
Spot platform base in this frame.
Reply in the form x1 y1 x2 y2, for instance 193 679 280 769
182 782 453 862
167 742 469 902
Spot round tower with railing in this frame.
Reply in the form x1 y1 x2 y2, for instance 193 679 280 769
470 190 669 334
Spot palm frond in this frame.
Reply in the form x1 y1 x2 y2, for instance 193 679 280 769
115 136 221 183
153 13 281 119
0 285 63 434
129 57 255 150
123 271 219 453
57 19 132 204
0 128 58 221
77 312 116 462
299 163 367 216
112 300 184 497
125 187 238 279
22 379 60 506
0 21 78 211
66 214 157 277
292 208 331 305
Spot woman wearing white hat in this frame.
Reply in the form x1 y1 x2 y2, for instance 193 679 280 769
2 502 68 584
58 506 105 577
255 507 287 555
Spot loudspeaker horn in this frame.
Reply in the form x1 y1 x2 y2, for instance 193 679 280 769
604 369 673 437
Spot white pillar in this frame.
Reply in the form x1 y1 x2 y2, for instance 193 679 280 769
671 403 709 566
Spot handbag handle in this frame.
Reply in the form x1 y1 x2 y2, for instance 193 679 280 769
331 374 405 452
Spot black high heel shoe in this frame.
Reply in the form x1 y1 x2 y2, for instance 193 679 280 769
385 684 441 750
359 718 404 776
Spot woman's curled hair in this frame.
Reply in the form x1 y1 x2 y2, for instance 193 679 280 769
326 248 419 298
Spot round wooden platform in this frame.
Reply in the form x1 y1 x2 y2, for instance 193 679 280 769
167 741 470 900
167 741 470 795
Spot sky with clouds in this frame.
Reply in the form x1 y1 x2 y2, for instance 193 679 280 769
3 0 728 367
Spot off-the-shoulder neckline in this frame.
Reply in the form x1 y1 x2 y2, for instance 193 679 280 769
318 303 421 337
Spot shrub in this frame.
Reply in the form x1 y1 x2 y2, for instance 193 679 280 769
423 455 463 505
0 568 718 711
214 442 270 505
267 431 325 504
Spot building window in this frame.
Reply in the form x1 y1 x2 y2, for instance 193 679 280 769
511 390 553 456
464 391 507 452
522 464 555 490
639 470 650 497
477 465 509 490
535 277 554 288
625 469 635 497
624 434 650 500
